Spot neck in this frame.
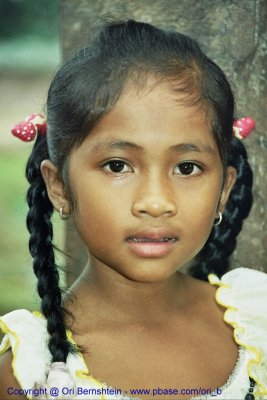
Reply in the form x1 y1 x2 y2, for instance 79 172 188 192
66 258 197 326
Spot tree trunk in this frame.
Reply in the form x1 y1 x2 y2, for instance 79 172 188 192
60 0 267 286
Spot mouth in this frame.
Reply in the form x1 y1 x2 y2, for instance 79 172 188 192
126 231 178 257
128 237 177 243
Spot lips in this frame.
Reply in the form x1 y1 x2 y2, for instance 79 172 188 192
126 229 178 257
128 237 176 243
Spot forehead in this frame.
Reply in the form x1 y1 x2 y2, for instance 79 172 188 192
85 78 216 149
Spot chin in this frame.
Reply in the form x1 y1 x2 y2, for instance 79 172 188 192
119 265 176 284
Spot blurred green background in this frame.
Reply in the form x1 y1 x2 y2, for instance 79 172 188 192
0 0 62 319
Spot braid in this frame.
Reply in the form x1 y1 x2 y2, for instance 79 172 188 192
190 137 253 280
26 134 75 362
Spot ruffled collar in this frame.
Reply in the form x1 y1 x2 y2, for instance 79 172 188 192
1 268 266 399
208 268 267 396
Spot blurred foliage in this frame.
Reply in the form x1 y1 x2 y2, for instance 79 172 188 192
0 0 61 320
0 0 60 71
0 148 39 315
0 0 58 41
0 147 65 316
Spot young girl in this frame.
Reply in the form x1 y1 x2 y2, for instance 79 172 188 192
0 19 266 400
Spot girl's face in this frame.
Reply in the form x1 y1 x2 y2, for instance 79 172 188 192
43 79 236 283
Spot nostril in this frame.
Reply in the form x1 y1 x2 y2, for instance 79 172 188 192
132 196 177 218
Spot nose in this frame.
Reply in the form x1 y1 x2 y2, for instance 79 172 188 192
132 174 178 218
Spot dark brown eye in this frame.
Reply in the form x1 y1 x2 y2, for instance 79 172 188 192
103 160 132 173
175 162 202 175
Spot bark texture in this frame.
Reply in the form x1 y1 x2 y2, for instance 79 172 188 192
60 0 267 285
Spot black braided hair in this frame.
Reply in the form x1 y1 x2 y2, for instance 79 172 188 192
25 19 254 363
26 134 75 362
189 137 253 280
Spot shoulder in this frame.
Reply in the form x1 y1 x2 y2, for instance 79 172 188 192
209 267 267 309
208 267 267 327
209 268 267 395
212 266 267 285
0 309 48 359
0 350 27 400
0 309 50 396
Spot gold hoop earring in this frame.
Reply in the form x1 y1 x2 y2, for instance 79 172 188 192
59 207 70 220
214 211 222 226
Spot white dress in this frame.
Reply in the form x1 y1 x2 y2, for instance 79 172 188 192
0 267 267 399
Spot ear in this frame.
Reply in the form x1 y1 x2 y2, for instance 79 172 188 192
218 166 237 213
40 160 71 214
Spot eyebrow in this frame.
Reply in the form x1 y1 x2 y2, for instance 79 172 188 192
91 141 143 153
90 140 216 155
170 142 216 155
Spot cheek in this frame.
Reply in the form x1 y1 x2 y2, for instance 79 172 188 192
71 182 129 247
181 186 221 239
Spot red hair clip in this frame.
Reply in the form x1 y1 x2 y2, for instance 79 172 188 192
11 113 47 142
233 117 255 140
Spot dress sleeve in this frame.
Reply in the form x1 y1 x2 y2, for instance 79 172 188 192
208 267 267 397
0 309 51 398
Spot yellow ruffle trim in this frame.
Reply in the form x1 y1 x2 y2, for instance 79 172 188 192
3 286 267 400
0 316 32 400
33 311 107 399
1 312 108 400
208 273 267 396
